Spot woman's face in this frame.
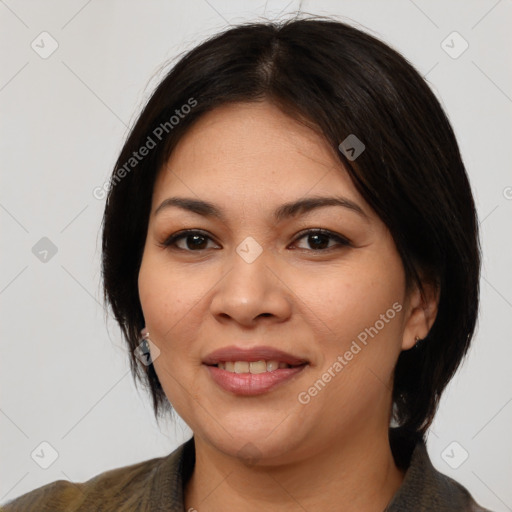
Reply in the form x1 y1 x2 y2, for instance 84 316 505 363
138 101 425 464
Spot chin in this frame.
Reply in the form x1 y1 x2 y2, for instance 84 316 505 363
197 422 306 466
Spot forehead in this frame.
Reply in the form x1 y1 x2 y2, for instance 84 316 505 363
152 101 366 212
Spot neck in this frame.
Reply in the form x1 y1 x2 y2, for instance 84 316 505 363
184 427 404 512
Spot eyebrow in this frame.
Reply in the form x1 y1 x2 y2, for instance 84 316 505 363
154 195 368 222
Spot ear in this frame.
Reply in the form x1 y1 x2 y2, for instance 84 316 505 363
401 281 439 351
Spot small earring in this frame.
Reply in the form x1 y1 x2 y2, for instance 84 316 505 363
137 327 153 366
414 335 422 348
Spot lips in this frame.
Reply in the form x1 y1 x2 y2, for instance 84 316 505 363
203 346 309 395
202 346 308 367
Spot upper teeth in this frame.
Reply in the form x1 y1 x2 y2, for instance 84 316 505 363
217 361 292 373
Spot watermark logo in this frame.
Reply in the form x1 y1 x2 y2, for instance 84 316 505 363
31 32 59 59
297 301 402 405
31 441 59 469
32 237 58 263
441 441 469 469
134 338 161 366
338 134 365 161
236 236 263 264
237 442 263 466
93 97 198 200
441 31 469 60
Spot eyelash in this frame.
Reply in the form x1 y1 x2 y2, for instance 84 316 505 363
160 228 352 253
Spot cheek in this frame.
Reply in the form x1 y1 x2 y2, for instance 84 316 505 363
138 243 213 320
138 253 205 412
296 249 406 373
138 252 200 356
293 259 406 424
304 261 404 336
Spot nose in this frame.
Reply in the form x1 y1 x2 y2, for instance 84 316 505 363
209 248 293 327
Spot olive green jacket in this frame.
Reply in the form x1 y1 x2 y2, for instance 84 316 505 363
1 436 492 511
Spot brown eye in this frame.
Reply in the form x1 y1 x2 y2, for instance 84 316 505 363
162 230 220 251
293 229 351 251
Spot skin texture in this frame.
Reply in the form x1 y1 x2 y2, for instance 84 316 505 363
138 101 438 511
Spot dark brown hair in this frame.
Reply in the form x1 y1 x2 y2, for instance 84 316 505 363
101 16 480 439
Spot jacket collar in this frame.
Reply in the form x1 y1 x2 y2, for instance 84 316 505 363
148 435 489 511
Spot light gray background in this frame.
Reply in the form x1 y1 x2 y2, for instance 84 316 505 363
1 0 511 510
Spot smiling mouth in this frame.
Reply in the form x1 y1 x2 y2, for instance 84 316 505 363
211 360 306 373
205 360 308 395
